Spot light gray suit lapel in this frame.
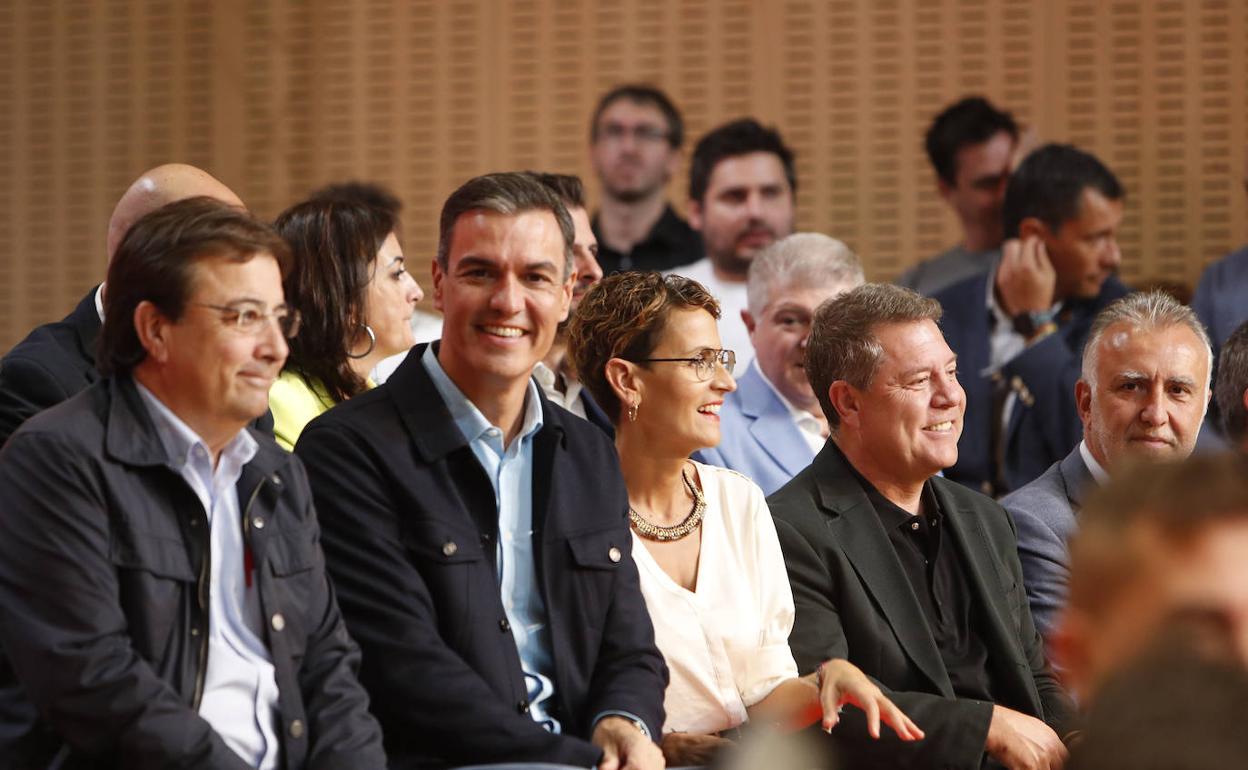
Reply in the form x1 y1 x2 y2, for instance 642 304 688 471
740 365 817 478
1057 445 1095 511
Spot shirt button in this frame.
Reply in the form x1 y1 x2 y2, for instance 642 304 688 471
271 613 286 632
442 541 458 557
289 719 304 739
608 546 622 563
499 618 511 632
252 516 265 529
516 699 529 713
910 521 920 531
271 473 283 487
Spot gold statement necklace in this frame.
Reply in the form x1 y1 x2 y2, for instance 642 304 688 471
629 466 706 542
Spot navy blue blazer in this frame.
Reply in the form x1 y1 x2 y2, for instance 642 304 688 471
695 362 816 496
0 287 101 447
294 343 666 770
934 272 1129 496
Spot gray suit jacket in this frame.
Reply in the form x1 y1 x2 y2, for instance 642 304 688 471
1000 446 1096 641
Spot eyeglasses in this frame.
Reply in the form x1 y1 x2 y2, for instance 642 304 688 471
636 348 736 381
194 301 302 339
596 123 672 145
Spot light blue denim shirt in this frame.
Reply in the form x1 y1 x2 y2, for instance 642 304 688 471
135 382 279 769
421 346 561 732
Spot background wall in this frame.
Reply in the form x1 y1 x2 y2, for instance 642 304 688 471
2 0 1245 351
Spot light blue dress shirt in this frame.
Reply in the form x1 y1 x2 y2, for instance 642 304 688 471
421 346 561 732
135 383 280 769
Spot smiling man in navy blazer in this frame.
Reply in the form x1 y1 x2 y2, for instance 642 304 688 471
697 232 863 494
296 172 667 770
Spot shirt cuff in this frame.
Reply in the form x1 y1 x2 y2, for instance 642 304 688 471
592 710 652 740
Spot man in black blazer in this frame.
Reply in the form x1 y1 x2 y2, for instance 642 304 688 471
296 172 666 770
0 163 245 446
769 283 1075 770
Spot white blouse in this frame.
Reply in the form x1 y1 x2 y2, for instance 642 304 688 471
632 462 799 734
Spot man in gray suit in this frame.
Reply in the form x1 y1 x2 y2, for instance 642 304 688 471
1002 291 1211 640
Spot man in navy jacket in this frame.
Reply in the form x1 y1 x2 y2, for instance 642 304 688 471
934 144 1130 496
296 173 667 770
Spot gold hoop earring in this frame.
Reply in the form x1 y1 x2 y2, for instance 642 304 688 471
627 401 639 422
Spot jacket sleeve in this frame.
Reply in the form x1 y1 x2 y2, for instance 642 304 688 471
1002 332 1083 485
774 515 994 770
0 430 252 769
283 457 388 770
0 355 74 448
295 419 604 768
1002 494 1070 642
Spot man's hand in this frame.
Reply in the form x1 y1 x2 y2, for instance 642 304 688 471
995 236 1056 317
593 716 665 770
659 732 730 766
985 704 1068 770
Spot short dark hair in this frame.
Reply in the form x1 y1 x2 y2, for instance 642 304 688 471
568 272 720 424
309 181 403 218
590 84 684 149
274 198 397 403
1002 143 1124 239
99 196 290 377
688 118 797 203
526 172 587 209
805 283 942 430
924 96 1018 186
1216 320 1248 444
436 172 575 279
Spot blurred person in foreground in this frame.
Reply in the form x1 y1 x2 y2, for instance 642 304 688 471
569 271 922 768
294 172 667 769
0 197 385 769
696 233 864 495
269 198 422 449
770 283 1076 769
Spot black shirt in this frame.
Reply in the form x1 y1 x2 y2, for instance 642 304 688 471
591 204 703 274
857 473 996 702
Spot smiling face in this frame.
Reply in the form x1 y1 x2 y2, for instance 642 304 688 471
432 209 572 393
363 231 423 359
747 282 856 414
688 152 796 278
630 307 737 455
1042 187 1124 300
840 319 964 484
1079 322 1210 471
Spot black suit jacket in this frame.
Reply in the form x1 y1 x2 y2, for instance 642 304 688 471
294 343 666 769
0 287 101 447
768 445 1076 770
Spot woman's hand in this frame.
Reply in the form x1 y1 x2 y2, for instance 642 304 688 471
817 659 924 741
660 731 732 766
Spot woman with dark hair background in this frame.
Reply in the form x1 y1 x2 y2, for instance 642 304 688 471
269 198 422 450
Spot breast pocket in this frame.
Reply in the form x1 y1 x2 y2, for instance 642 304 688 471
265 525 321 657
562 528 626 632
109 528 195 661
401 518 489 646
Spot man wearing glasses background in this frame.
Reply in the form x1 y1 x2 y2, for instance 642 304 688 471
0 197 386 769
589 84 702 275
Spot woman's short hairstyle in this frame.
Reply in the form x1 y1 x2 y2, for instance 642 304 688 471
805 283 943 430
99 196 288 377
274 198 396 402
568 272 720 424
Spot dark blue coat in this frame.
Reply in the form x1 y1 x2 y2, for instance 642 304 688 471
295 343 667 769
934 272 1129 496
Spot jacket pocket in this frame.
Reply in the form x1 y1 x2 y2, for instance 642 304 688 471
566 527 626 570
108 530 194 662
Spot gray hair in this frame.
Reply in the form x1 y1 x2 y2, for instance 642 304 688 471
746 232 865 315
806 283 942 430
1216 320 1248 444
1081 291 1213 389
436 172 576 278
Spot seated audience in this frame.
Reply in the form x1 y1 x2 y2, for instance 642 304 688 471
568 271 921 766
935 143 1131 496
294 172 667 769
697 232 864 494
529 172 611 433
1002 291 1211 639
1053 452 1248 702
770 283 1076 769
0 163 245 446
899 96 1019 296
1214 319 1248 452
589 84 702 274
268 197 422 449
668 118 798 370
0 197 385 769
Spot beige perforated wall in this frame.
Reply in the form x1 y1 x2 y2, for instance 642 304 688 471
2 0 1245 351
